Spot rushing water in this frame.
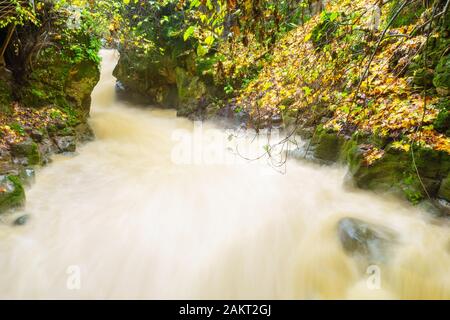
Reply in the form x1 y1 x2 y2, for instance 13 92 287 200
0 50 449 299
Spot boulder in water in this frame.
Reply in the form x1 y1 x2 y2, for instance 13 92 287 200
312 132 346 163
0 175 25 214
13 214 30 226
10 139 41 166
19 167 36 186
75 123 95 143
338 217 397 264
54 136 76 153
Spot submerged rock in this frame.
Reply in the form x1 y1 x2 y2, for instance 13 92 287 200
0 175 25 214
432 198 450 217
13 214 30 226
19 167 36 186
338 217 397 264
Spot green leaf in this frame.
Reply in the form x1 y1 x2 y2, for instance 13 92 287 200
183 26 196 41
204 35 215 46
197 44 209 57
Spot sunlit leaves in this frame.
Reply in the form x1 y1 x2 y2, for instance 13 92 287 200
183 26 196 41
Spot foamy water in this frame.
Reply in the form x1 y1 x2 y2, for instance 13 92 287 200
0 50 448 299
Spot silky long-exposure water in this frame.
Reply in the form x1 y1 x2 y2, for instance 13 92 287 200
0 50 448 299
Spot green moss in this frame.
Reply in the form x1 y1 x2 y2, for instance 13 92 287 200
340 137 359 165
0 175 25 214
433 55 450 95
312 131 345 162
434 98 450 135
18 43 100 124
352 151 409 191
10 140 41 166
438 174 450 201
175 67 207 116
310 11 341 48
413 147 442 179
412 67 434 89
343 139 447 203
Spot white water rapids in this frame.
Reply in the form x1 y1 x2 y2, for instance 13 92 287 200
0 50 448 299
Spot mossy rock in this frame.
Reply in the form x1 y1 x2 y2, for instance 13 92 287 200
345 142 408 191
433 98 450 135
438 174 450 202
65 60 100 120
400 174 430 204
175 67 207 117
352 152 409 191
412 147 445 179
312 132 346 163
10 139 41 166
412 67 434 89
175 67 206 103
433 55 450 96
345 142 447 203
338 217 397 265
113 50 179 104
18 47 100 123
0 175 25 214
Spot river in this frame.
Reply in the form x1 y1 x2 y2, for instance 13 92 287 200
0 50 448 299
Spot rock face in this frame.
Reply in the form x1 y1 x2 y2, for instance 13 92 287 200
113 50 180 106
10 139 41 166
17 51 100 124
438 174 450 201
433 55 450 97
346 144 450 207
0 2 101 214
54 136 77 153
113 15 220 120
114 49 215 120
0 175 25 214
175 67 207 118
338 217 397 264
305 128 450 214
312 132 345 163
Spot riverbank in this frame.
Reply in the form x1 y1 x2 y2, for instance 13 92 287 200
0 2 101 216
112 0 450 216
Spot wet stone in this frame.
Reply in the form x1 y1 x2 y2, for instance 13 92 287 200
338 217 397 265
54 136 76 153
13 214 30 226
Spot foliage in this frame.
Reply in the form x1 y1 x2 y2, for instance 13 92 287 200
236 0 450 157
0 0 37 28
